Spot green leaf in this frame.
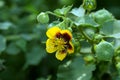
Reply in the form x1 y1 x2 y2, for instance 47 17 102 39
114 39 120 49
24 44 46 68
113 20 120 33
95 41 114 61
0 35 6 53
57 57 95 80
111 33 120 39
54 5 72 15
110 20 120 39
0 22 13 30
69 15 99 27
93 9 114 24
48 21 60 28
33 24 47 41
80 40 92 53
100 20 114 35
70 7 85 17
6 42 20 55
71 16 85 26
15 39 27 52
84 15 99 27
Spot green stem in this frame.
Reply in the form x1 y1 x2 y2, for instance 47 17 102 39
79 27 96 54
46 11 65 20
79 27 92 43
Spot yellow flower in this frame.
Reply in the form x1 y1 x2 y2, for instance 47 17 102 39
46 27 74 61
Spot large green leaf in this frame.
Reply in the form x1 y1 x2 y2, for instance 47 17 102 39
57 57 95 80
100 20 114 35
110 20 120 39
95 41 114 61
24 44 46 68
113 20 120 33
0 35 6 53
69 14 99 27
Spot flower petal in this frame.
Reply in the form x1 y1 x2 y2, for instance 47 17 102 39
67 42 74 54
61 30 72 41
46 39 57 53
46 27 61 39
55 50 67 61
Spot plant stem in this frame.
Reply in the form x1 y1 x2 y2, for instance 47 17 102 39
79 27 92 43
46 11 65 20
79 27 96 54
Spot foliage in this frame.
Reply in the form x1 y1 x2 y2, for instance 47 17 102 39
0 0 120 80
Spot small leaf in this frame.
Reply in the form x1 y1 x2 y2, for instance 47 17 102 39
95 41 114 61
0 35 6 53
54 5 72 15
70 7 85 17
57 56 95 80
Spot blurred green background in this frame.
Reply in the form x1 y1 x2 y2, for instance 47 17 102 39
0 0 120 80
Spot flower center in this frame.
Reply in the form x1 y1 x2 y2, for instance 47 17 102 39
55 38 67 51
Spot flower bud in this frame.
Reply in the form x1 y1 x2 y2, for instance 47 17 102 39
37 12 49 24
82 0 96 11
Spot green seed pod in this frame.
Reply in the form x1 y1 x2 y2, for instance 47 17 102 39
37 12 49 24
93 9 114 24
82 0 96 11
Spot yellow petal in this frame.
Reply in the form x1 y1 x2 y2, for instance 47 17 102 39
55 50 67 61
46 39 57 53
67 42 74 54
46 27 61 39
61 30 72 41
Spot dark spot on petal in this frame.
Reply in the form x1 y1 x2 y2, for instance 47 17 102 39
56 32 61 38
67 43 72 50
61 49 67 53
62 33 71 41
